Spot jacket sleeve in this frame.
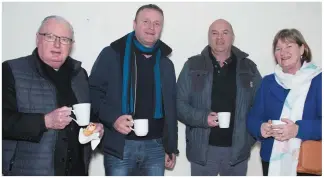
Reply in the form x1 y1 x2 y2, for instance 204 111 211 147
295 74 322 140
164 60 179 155
2 62 47 142
176 61 210 128
251 64 263 108
247 78 267 141
80 68 99 124
89 47 121 129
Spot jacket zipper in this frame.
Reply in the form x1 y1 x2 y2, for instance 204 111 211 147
229 59 241 165
40 73 62 168
8 142 18 172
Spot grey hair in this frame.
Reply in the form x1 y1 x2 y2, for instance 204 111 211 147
37 15 74 40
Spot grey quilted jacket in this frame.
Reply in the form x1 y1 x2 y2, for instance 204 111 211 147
2 53 91 175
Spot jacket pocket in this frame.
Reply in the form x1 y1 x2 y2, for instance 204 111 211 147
239 73 254 89
153 138 163 146
238 73 256 108
189 70 208 92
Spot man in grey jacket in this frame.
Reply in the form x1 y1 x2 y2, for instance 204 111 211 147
177 19 262 176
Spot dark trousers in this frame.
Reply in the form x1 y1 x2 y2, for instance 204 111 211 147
262 160 319 176
191 145 248 176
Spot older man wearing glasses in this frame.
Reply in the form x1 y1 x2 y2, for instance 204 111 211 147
2 15 103 176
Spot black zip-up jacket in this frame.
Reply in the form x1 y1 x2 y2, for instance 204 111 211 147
89 34 179 159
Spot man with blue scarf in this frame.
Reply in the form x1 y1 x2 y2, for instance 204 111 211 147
89 4 179 176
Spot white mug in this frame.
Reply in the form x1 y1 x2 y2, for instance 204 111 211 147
130 119 148 136
218 112 231 128
71 103 91 126
271 120 286 130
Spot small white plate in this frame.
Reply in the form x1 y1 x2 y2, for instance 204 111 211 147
78 128 101 150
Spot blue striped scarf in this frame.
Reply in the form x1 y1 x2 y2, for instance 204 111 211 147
121 31 163 119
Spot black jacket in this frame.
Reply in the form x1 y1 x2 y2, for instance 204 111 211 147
89 34 179 159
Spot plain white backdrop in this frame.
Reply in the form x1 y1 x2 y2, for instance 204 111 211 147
2 2 322 176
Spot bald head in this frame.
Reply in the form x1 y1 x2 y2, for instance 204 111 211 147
208 19 235 56
209 19 234 35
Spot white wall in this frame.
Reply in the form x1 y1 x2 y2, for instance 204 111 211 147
2 2 322 176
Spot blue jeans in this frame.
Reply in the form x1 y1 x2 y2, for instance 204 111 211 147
104 138 165 176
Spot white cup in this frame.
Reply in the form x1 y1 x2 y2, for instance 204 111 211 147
130 119 148 136
271 120 286 130
71 103 91 126
218 112 231 128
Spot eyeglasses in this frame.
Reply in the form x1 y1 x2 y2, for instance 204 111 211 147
38 33 73 45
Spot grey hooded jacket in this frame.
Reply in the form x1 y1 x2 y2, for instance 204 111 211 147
177 45 262 166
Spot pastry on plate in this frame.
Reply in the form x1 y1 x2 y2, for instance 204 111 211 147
83 123 96 136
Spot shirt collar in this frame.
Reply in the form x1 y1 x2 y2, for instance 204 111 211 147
208 46 234 67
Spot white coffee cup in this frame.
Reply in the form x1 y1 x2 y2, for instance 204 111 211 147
218 112 231 128
71 103 91 126
130 119 148 136
271 120 286 130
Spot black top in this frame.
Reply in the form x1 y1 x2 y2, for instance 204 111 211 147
126 49 164 140
2 50 86 176
208 47 237 147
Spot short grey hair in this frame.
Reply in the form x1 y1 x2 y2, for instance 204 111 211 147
38 15 74 40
